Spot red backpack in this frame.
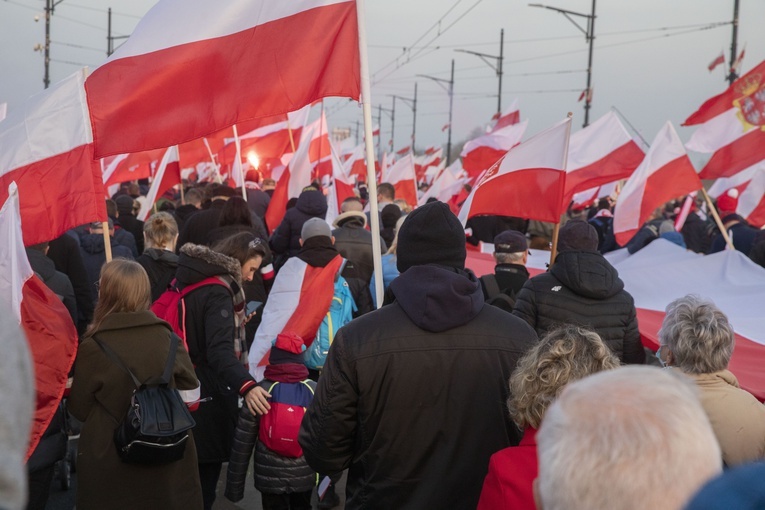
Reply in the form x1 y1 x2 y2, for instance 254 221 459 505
151 277 231 351
258 380 315 458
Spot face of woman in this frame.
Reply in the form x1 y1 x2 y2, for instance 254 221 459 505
241 255 263 282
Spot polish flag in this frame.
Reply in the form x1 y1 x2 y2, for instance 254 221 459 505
707 52 725 72
562 111 644 206
684 60 765 179
707 161 763 198
414 147 443 182
372 125 380 137
396 146 412 156
0 70 106 246
265 123 318 231
613 122 702 246
325 142 357 225
737 165 765 227
490 99 521 132
86 0 360 158
102 148 165 188
249 255 345 380
384 153 418 207
441 123 450 132
1 183 78 460
458 117 571 225
418 160 466 206
137 146 181 220
461 120 528 179
343 144 368 180
731 46 746 74
304 112 332 179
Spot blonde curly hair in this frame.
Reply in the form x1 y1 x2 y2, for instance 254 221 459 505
508 324 619 429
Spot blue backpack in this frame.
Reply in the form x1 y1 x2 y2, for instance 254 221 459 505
304 263 357 370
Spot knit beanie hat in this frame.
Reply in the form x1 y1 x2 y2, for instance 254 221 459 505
115 195 135 216
396 201 466 272
557 219 599 253
269 332 306 365
717 189 739 215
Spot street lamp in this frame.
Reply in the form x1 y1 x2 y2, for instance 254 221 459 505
418 59 455 164
455 28 504 116
390 82 418 151
529 2 596 127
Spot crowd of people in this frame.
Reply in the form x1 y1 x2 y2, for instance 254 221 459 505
11 172 765 510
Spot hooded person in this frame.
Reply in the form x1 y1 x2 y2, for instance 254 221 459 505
79 219 134 305
513 220 645 364
269 188 328 265
299 201 538 510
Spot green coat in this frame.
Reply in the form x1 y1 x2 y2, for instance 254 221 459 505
69 311 203 510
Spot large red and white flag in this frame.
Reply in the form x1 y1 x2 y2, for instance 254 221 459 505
613 122 702 246
137 146 181 220
737 165 765 227
489 99 520 132
460 120 528 179
562 111 644 206
684 60 765 179
384 153 418 207
1 183 78 461
458 117 571 225
265 123 318 231
0 71 106 245
86 0 360 158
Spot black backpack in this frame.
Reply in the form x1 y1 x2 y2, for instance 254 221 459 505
94 333 195 465
480 274 516 312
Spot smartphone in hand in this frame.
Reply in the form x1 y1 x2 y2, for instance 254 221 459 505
246 301 262 316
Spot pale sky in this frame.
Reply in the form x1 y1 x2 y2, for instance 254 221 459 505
2 0 764 161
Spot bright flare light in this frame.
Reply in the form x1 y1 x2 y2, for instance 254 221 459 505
246 151 260 169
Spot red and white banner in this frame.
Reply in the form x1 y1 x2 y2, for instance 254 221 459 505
414 147 443 182
684 60 765 179
86 0 360 158
461 120 528 179
489 99 520 132
562 111 644 206
248 255 344 380
707 52 725 72
137 146 181 220
384 153 418 207
707 162 762 198
737 165 765 227
613 122 702 246
1 183 78 460
418 160 466 206
265 123 318 231
458 117 571 225
0 70 106 246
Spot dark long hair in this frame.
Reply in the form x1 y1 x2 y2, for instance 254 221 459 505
218 196 253 228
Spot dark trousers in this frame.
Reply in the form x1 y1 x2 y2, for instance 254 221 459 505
198 462 222 510
26 466 55 510
262 491 313 510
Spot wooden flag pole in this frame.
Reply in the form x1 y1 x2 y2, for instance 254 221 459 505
357 0 385 308
700 187 735 250
286 116 297 153
102 221 113 262
549 112 574 267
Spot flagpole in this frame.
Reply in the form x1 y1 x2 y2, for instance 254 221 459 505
700 187 735 250
357 0 384 308
286 115 297 153
549 113 574 266
233 124 247 201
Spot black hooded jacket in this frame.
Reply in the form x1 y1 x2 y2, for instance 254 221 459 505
270 190 328 260
513 250 644 364
136 248 178 302
299 265 537 510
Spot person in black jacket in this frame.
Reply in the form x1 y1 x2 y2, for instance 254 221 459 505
331 199 387 285
479 229 529 311
48 232 94 334
513 220 645 364
114 195 145 254
270 188 328 264
136 212 179 301
206 196 268 246
80 220 134 305
225 332 316 510
299 202 538 510
25 243 77 323
175 243 270 510
177 185 238 250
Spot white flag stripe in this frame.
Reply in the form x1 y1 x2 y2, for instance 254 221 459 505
685 107 755 154
0 183 34 323
567 111 633 172
738 166 765 219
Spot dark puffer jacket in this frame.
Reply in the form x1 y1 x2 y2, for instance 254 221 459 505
513 250 644 364
225 379 317 501
175 244 257 463
270 190 328 260
299 265 538 510
332 216 387 285
136 248 178 302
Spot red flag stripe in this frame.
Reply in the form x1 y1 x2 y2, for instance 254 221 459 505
699 128 765 179
87 1 360 158
562 141 644 205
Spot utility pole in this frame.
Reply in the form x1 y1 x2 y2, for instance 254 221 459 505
455 29 505 117
40 0 64 88
728 0 740 85
529 3 596 127
418 59 455 164
107 7 130 56
391 82 417 151
390 96 396 152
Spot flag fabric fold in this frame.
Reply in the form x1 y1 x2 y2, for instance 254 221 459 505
86 0 360 158
137 146 181 220
383 154 418 207
460 120 528 179
613 122 702 246
458 117 571 225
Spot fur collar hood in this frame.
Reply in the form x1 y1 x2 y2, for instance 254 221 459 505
176 243 242 286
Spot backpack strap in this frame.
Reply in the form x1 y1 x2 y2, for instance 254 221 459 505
481 274 501 300
94 333 179 388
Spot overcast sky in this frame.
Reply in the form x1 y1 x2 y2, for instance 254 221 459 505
2 0 764 160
